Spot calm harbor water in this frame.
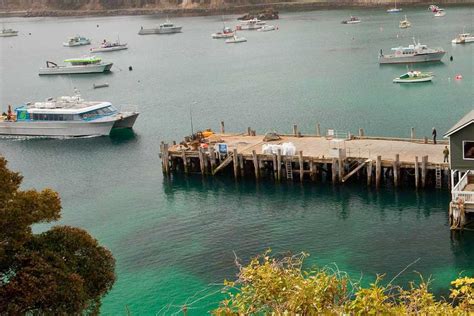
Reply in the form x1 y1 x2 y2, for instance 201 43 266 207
1 7 474 314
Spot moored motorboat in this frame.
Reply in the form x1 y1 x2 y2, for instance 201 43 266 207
387 2 402 13
399 15 411 28
434 9 446 17
138 19 182 35
212 26 234 39
225 34 247 43
236 18 266 30
0 28 18 37
379 39 445 64
342 16 361 24
429 5 440 12
90 39 128 52
452 32 474 44
38 56 113 75
0 93 139 137
258 25 276 32
63 35 91 47
393 70 434 83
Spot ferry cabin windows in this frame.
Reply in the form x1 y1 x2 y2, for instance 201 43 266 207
80 106 116 120
31 113 75 121
464 141 474 160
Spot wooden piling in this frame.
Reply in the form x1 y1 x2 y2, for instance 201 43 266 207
414 156 419 188
367 160 373 186
310 161 315 181
239 154 244 177
277 149 282 182
209 146 216 171
332 158 337 183
220 121 225 134
338 158 344 182
181 150 188 174
272 154 278 180
162 143 170 175
376 155 382 188
421 155 427 188
198 147 205 175
393 154 400 187
233 148 239 179
252 150 259 180
298 151 304 182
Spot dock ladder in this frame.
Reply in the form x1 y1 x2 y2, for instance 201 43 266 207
286 160 293 180
435 165 442 189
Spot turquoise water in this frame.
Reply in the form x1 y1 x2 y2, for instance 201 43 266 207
1 7 474 314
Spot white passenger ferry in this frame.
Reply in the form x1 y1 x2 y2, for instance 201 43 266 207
0 93 139 137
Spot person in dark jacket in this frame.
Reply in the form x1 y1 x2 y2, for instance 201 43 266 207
443 146 449 163
432 127 437 144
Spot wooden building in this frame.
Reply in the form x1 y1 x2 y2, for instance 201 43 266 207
444 110 474 229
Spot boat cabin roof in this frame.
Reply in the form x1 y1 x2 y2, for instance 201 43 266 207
17 96 113 115
64 56 101 64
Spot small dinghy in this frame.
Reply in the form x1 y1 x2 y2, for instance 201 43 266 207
434 9 446 17
393 70 434 83
258 25 276 32
399 15 411 28
225 34 247 44
341 16 361 24
212 26 234 39
93 83 109 89
90 39 127 53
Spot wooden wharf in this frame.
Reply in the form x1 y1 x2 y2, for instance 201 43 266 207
160 123 451 189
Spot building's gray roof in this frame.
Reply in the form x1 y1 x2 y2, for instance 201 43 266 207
444 110 474 137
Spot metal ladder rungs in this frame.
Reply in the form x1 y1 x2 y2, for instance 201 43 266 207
435 165 442 189
285 160 293 180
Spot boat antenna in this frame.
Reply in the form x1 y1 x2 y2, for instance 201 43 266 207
189 101 196 136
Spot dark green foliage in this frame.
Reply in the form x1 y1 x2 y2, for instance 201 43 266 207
0 157 116 314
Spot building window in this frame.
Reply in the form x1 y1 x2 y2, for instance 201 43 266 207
463 141 474 160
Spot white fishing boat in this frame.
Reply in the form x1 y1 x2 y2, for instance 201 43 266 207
90 39 128 52
434 9 446 17
138 19 182 35
212 26 234 39
379 39 445 64
38 56 113 75
63 35 91 47
0 28 18 37
225 34 247 43
258 25 276 32
387 0 402 13
429 5 440 12
452 32 474 44
393 70 434 83
0 93 139 137
237 18 266 30
399 15 411 28
341 16 361 24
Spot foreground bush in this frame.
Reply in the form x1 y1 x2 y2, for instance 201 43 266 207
213 251 473 315
0 157 116 314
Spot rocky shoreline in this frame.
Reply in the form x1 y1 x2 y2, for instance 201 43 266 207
1 1 473 18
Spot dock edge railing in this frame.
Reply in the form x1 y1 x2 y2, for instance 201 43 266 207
452 170 474 204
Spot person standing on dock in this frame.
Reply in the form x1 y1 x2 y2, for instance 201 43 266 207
432 128 437 144
443 146 449 163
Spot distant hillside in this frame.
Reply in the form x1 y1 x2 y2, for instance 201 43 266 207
1 0 473 16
